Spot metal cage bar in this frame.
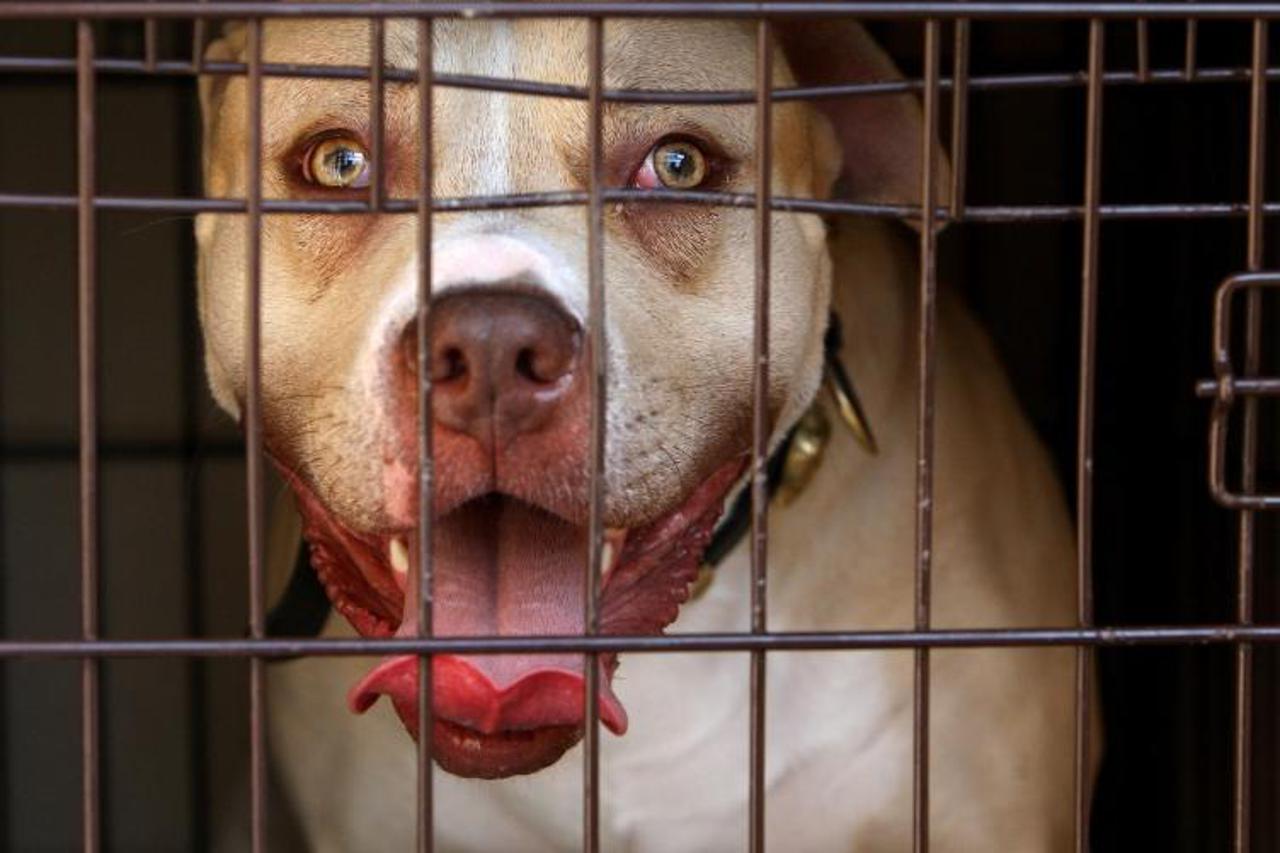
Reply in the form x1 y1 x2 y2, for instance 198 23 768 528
583 16 607 853
1232 17 1269 852
144 8 159 72
243 18 268 853
370 18 386 211
12 54 1280 101
192 3 206 72
2 624 1280 659
415 17 437 853
1074 19 1105 853
748 18 773 853
8 189 1280 225
6 3 1280 20
1137 14 1150 82
912 20 942 853
75 18 100 853
949 19 970 220
1185 14 1199 79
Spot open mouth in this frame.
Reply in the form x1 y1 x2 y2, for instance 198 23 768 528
282 458 744 778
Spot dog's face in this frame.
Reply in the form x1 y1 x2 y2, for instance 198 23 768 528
198 18 843 778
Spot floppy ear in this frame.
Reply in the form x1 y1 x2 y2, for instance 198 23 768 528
776 22 952 220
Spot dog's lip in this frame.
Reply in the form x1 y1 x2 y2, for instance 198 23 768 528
348 654 629 734
283 454 745 777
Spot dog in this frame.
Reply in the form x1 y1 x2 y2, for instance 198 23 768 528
198 15 1086 851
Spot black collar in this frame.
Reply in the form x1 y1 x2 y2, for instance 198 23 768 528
266 313 846 638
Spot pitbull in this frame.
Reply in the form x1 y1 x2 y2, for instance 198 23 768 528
198 15 1086 852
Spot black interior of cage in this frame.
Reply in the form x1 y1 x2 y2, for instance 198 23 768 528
0 14 1277 852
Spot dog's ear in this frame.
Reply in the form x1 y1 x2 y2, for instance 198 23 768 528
197 22 247 196
776 22 951 219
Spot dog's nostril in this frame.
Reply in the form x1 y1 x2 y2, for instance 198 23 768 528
435 346 467 383
515 348 537 383
515 347 564 384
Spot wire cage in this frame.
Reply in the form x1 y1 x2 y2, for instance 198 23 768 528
0 2 1277 851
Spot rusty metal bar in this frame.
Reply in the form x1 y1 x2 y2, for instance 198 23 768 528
1074 19 1105 853
13 54 1280 100
144 8 158 72
75 19 100 853
583 16 606 853
8 3 1280 20
370 18 385 211
192 6 205 72
1196 377 1280 397
913 21 942 853
1232 17 1268 852
244 18 268 853
9 190 1280 223
415 16 436 853
1185 16 1198 79
1137 14 1150 81
5 624 1280 658
950 19 970 220
748 18 773 853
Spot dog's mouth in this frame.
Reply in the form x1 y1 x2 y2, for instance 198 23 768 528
283 459 744 778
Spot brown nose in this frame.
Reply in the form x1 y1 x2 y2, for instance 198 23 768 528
404 291 582 448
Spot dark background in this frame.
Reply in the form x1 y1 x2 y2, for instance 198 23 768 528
1 15 1278 852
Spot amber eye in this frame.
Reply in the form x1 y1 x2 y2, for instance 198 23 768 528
646 140 708 189
304 136 371 188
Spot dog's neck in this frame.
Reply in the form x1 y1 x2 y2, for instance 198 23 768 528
827 217 918 448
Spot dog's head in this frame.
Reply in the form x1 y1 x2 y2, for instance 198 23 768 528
197 17 935 778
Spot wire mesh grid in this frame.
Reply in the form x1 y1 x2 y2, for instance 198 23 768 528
0 2 1277 851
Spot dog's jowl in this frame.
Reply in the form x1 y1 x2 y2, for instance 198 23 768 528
198 18 1087 852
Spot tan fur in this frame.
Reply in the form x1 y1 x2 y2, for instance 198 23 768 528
199 17 1089 851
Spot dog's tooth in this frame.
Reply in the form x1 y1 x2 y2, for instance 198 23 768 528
389 537 409 576
600 541 614 575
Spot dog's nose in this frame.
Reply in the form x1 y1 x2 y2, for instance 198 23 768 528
403 291 582 446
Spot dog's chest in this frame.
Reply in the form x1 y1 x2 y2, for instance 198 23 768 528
267 551 904 853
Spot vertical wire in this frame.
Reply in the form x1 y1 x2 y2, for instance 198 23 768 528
186 7 209 839
144 5 158 73
912 20 941 853
1136 13 1150 83
244 18 268 853
415 17 436 853
1074 19 1105 853
583 16 606 853
1232 18 1267 853
1184 13 1198 81
76 19 100 853
748 18 773 853
369 18 385 213
949 19 970 222
192 0 208 73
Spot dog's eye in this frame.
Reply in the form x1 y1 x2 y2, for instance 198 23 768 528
304 137 371 189
635 140 708 190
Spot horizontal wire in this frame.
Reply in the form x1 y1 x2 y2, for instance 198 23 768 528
4 56 1280 102
3 191 1280 223
2 625 1280 658
5 2 1280 21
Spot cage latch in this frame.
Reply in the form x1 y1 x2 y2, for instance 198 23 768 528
1196 271 1280 510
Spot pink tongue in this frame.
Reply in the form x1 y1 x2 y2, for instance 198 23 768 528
348 496 628 735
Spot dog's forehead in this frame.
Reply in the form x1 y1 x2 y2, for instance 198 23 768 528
251 18 761 89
